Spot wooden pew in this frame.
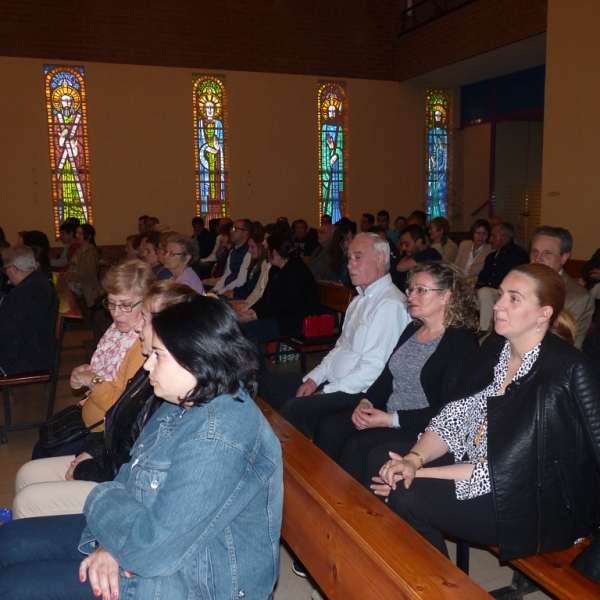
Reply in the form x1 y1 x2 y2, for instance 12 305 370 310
255 398 490 599
487 539 600 600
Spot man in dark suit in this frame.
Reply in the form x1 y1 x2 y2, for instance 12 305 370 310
477 222 529 330
0 245 58 376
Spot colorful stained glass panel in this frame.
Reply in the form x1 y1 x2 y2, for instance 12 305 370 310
318 81 347 224
192 75 229 221
44 65 92 238
426 89 451 219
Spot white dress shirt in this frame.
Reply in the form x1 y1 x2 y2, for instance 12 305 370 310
305 273 410 394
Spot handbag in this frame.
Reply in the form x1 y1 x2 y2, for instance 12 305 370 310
39 404 103 453
302 315 335 338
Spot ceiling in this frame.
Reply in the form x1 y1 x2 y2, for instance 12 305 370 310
405 32 546 87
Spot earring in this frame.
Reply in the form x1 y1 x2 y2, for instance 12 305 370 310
536 323 541 333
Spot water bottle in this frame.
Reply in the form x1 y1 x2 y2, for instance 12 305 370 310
0 508 12 524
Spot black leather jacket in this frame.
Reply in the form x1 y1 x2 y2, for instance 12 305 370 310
449 332 600 561
74 366 161 483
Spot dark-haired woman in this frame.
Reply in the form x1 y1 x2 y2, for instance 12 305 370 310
64 224 102 307
0 296 283 600
371 264 600 563
239 232 321 343
454 219 492 281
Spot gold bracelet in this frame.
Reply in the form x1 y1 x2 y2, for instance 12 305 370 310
407 450 424 470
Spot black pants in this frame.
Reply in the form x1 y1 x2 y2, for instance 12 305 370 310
365 442 498 557
258 372 362 437
313 407 420 481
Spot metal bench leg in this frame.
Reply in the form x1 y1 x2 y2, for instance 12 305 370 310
490 569 540 599
456 540 470 574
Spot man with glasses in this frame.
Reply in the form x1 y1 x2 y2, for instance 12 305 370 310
0 245 58 376
212 219 253 295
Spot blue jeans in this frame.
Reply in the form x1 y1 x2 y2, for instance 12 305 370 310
0 514 95 599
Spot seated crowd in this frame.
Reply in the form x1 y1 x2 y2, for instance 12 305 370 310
0 207 599 597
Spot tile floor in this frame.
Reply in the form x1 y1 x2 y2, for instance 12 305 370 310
0 327 550 599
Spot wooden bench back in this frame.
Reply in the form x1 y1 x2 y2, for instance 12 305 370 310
255 398 489 599
317 281 356 314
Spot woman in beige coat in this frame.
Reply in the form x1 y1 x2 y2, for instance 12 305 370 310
454 219 492 281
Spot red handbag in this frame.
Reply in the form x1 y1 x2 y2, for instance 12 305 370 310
302 315 335 337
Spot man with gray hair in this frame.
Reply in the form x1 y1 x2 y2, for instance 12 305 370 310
261 232 410 437
0 245 58 375
530 225 594 348
476 222 529 330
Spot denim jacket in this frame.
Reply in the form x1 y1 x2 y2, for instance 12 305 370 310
79 389 283 600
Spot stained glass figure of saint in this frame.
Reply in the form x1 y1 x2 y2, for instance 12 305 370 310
193 75 229 221
318 82 347 224
426 90 451 219
44 65 92 237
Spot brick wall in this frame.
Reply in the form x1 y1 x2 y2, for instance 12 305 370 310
0 0 402 81
396 0 548 81
0 1 549 82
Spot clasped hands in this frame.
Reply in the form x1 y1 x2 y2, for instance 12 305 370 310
370 451 420 501
351 399 393 430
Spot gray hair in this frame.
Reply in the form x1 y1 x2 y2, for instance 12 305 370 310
167 233 199 263
2 245 35 272
498 222 515 241
530 226 573 255
353 232 390 272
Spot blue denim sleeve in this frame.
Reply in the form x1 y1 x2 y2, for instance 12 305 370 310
79 420 279 578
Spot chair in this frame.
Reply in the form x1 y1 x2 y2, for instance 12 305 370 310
0 313 64 444
281 281 357 371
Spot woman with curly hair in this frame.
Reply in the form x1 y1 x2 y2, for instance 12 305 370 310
313 261 480 482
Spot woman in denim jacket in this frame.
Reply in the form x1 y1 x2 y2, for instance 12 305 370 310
0 296 283 600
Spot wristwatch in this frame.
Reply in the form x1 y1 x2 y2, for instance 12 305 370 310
90 375 104 388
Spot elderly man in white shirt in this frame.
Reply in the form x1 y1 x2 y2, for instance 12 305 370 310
260 232 410 437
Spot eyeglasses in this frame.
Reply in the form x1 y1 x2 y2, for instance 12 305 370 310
406 287 443 296
231 226 247 232
102 298 143 312
163 251 185 258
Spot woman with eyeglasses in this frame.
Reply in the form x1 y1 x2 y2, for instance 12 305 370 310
13 281 198 519
161 233 205 294
32 260 155 459
312 261 479 483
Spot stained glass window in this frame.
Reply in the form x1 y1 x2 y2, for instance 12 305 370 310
192 75 229 221
44 65 92 238
426 89 451 219
318 82 347 224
